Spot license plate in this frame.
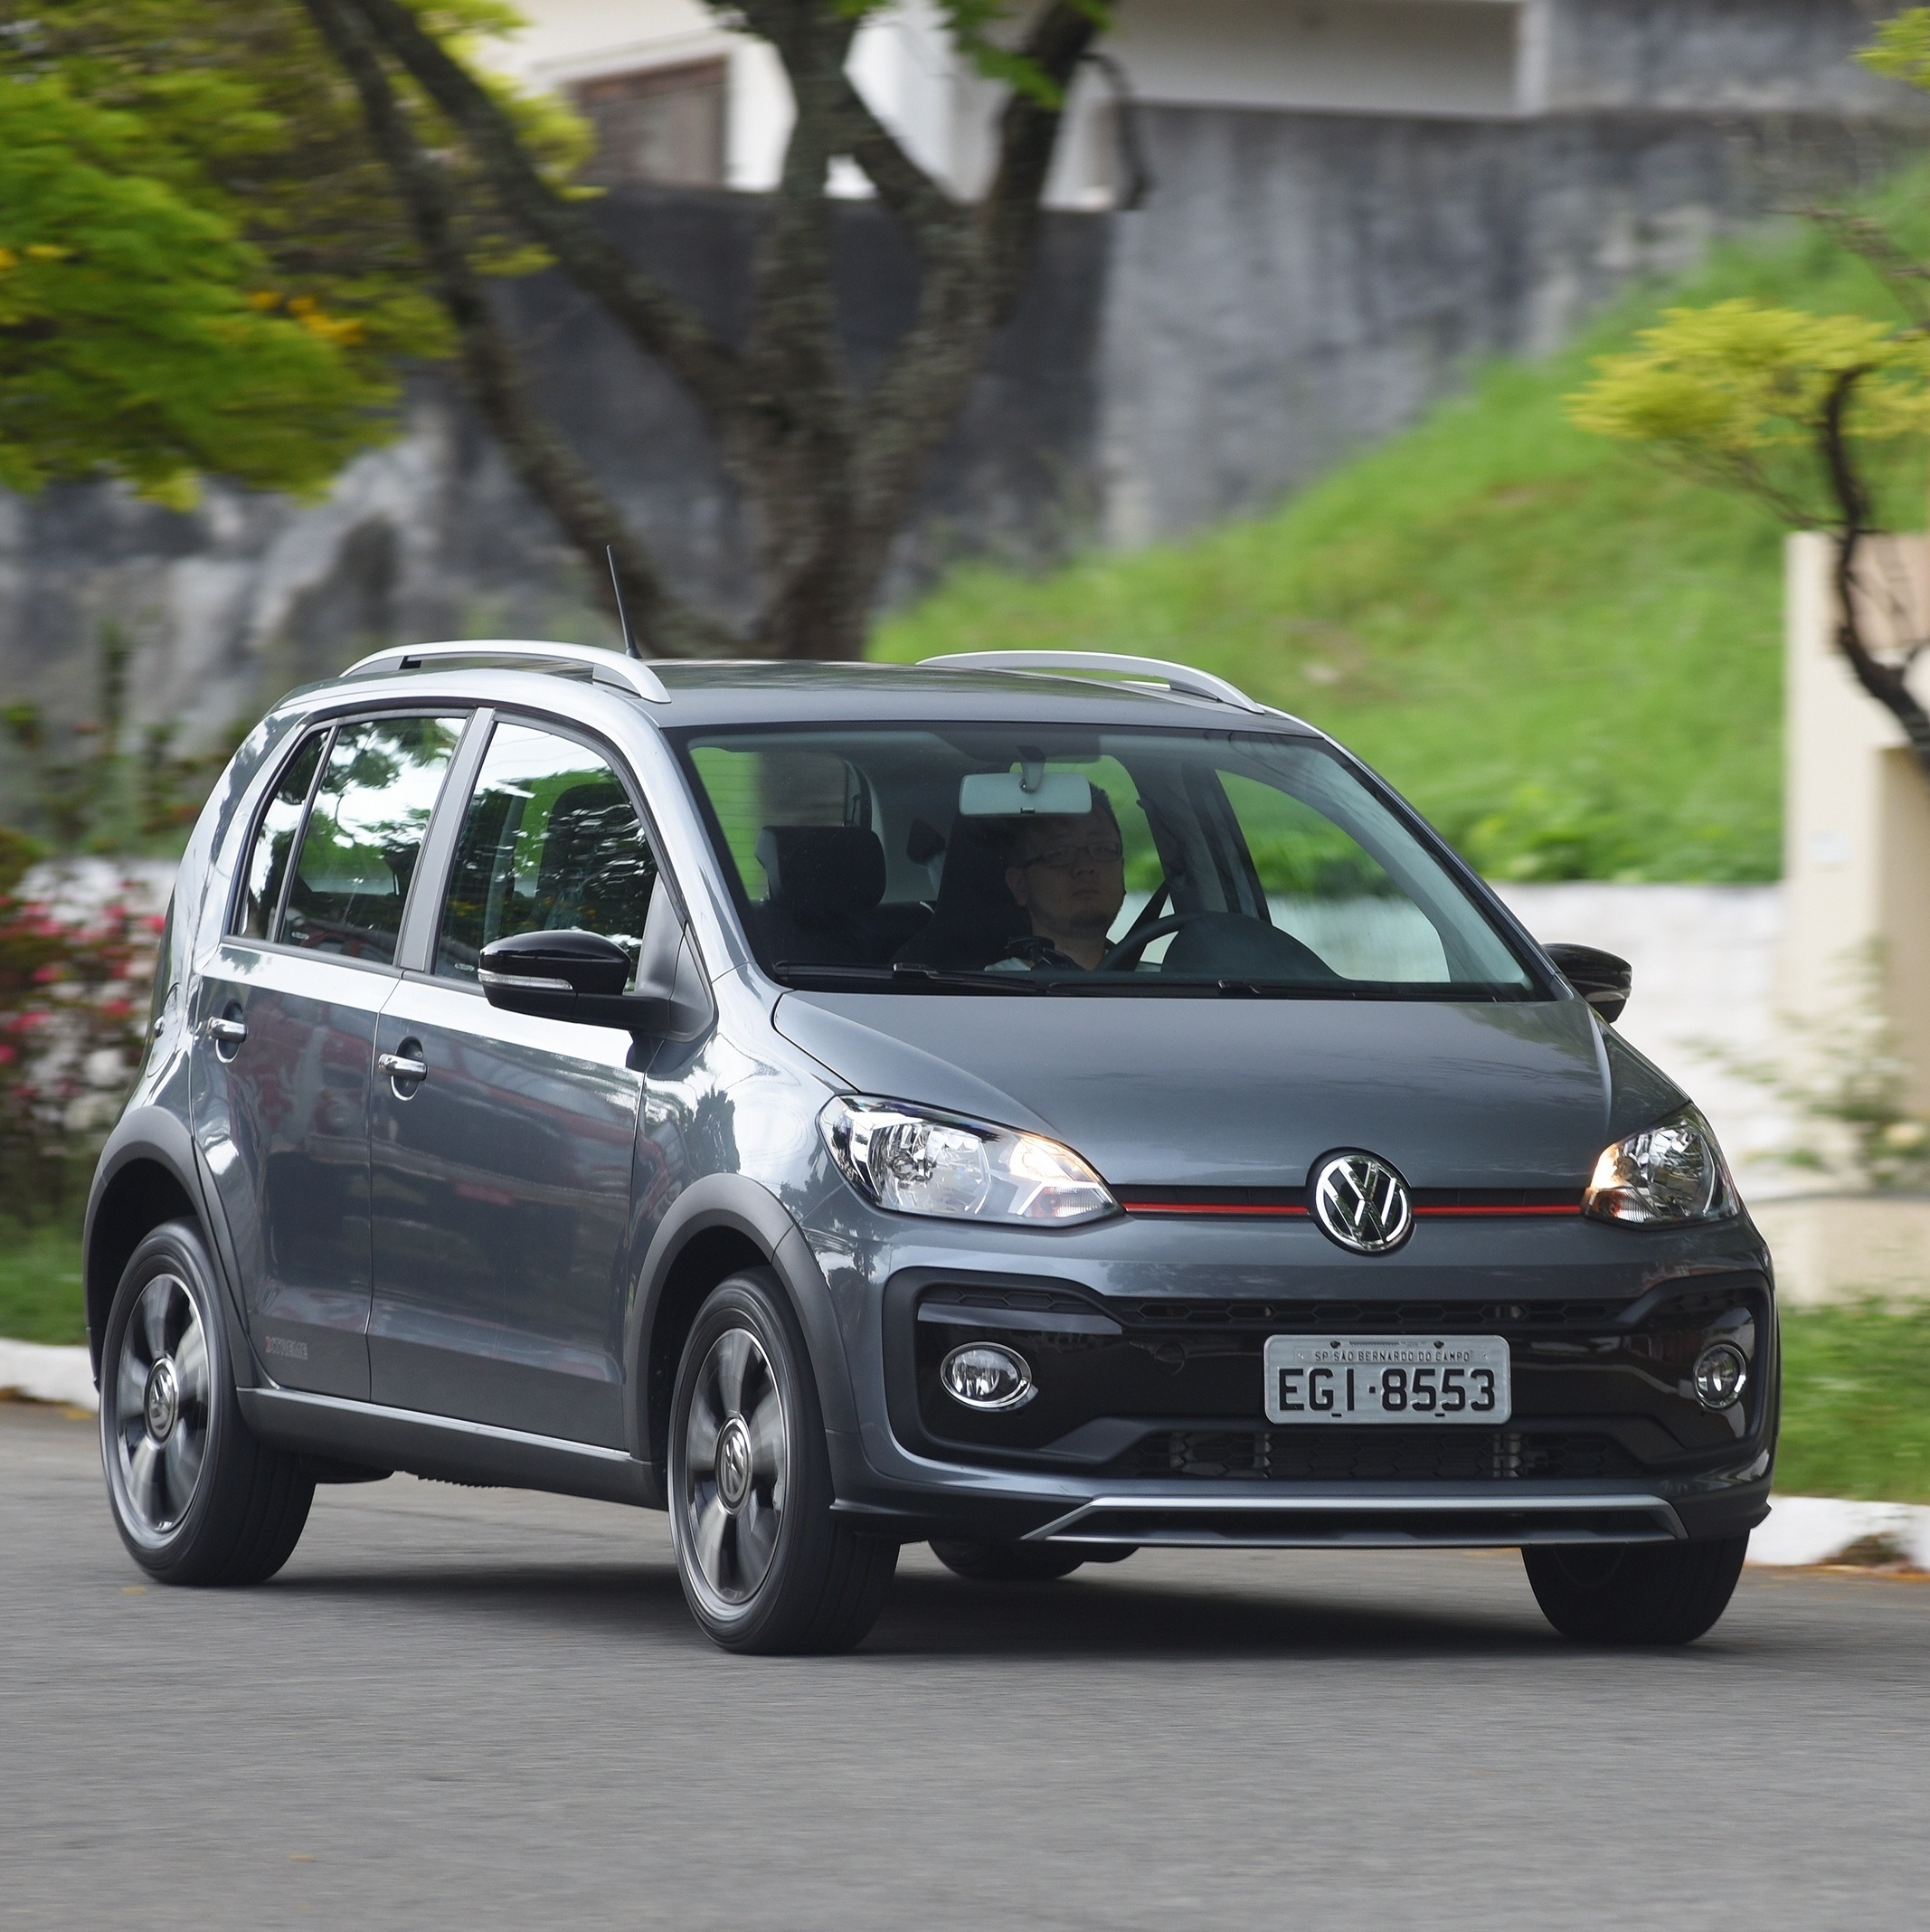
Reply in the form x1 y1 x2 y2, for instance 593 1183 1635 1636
1263 1335 1511 1425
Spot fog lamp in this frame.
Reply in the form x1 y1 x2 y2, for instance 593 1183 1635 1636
941 1343 1034 1412
1692 1341 1748 1411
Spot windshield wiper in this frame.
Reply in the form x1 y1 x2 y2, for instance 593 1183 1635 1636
769 961 1041 993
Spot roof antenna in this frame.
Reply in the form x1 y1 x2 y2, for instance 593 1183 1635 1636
607 545 643 661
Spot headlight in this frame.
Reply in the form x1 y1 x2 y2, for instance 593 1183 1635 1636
1584 1107 1736 1225
819 1096 1116 1225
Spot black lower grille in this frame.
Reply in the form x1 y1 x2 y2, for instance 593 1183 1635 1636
1117 1428 1641 1482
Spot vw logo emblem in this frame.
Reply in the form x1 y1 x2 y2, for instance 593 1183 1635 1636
1310 1151 1413 1255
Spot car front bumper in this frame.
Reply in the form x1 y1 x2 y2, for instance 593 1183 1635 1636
817 1246 1776 1551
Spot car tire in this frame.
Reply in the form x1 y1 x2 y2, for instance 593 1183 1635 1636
99 1220 314 1586
667 1271 897 1654
929 1539 1088 1582
1522 1535 1748 1645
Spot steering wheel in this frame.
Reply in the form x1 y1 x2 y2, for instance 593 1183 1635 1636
1097 912 1209 973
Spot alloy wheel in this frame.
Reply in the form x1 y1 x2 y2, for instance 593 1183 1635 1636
679 1326 789 1608
109 1273 210 1538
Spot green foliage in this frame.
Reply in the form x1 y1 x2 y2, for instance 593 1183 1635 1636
0 72 393 503
1778 1302 1930 1504
0 853 158 1233
0 1221 89 1347
0 0 591 503
1859 5 1930 90
1567 299 1930 529
1568 14 1930 543
873 194 1930 881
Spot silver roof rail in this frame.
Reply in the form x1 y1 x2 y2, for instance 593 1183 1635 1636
343 639 671 705
918 649 1268 715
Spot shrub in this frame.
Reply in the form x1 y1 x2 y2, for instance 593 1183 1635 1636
0 834 160 1226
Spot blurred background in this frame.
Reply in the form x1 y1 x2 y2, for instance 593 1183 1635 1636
4 0 1928 1513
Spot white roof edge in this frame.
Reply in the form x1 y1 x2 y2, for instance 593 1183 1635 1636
342 639 671 705
917 649 1277 717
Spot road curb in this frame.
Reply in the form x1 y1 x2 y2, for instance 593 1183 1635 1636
1745 1494 1930 1569
1 1339 1924 1564
0 1341 96 1411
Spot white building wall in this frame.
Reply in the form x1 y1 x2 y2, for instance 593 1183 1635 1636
489 0 1530 207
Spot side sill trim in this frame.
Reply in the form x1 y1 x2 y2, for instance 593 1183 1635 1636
1024 1491 1685 1548
239 1387 657 1508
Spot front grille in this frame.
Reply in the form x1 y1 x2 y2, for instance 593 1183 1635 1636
1117 1427 1641 1482
1121 1299 1624 1331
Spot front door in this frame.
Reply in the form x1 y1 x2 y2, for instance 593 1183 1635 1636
190 714 467 1398
368 719 658 1446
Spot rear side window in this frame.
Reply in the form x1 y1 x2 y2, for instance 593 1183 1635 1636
235 731 326 941
278 717 464 963
435 721 658 982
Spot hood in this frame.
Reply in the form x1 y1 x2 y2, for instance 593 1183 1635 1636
772 992 1683 1191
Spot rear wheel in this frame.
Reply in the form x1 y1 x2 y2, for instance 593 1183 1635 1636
667 1272 896 1653
930 1539 1087 1583
99 1221 313 1586
1523 1536 1748 1645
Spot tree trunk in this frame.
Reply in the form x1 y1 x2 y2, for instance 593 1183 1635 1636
1821 373 1930 787
323 0 1100 662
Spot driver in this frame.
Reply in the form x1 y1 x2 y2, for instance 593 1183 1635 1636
997 791 1127 971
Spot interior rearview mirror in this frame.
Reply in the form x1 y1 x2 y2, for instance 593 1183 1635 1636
1544 942 1632 1024
959 770 1092 817
479 890 713 1039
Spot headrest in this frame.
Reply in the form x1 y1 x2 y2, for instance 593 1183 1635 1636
754 827 886 920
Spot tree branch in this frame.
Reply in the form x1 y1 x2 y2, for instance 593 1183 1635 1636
331 0 747 430
732 5 866 657
829 73 969 255
301 0 735 657
1819 366 1930 782
979 2 1103 318
844 3 1100 592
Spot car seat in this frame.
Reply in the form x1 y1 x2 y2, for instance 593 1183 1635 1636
891 818 1026 971
752 826 922 966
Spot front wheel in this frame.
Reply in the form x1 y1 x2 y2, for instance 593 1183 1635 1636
99 1220 314 1586
667 1272 896 1654
1523 1536 1748 1645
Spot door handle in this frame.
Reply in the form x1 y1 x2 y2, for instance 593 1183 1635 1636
378 1048 428 1085
206 1016 249 1044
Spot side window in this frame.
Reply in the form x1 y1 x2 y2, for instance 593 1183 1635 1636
1216 769 1450 981
280 717 464 964
235 731 326 940
436 722 658 983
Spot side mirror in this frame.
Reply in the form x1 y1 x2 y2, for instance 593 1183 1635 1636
479 892 714 1039
1544 942 1632 1025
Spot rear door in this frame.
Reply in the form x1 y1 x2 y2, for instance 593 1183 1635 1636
189 714 467 1398
367 717 658 1445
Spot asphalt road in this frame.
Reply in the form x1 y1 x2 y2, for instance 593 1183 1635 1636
5 1401 1927 1930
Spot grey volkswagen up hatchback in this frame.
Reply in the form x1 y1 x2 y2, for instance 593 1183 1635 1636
86 644 1774 1653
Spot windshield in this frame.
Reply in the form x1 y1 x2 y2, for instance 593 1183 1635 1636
671 724 1538 1000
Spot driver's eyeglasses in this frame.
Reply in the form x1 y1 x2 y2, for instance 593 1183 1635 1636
1019 839 1124 871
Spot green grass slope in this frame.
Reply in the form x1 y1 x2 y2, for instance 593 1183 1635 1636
875 218 1927 881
